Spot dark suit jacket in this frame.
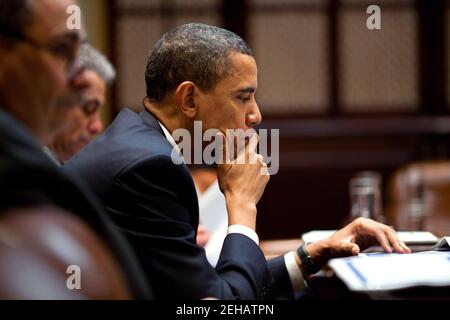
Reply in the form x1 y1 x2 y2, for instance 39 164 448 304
0 110 153 299
65 108 293 299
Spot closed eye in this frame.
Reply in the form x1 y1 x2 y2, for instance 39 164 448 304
82 100 100 115
237 95 251 103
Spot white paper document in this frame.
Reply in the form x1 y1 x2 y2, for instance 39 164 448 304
397 231 440 244
328 252 450 291
301 230 336 243
302 230 439 245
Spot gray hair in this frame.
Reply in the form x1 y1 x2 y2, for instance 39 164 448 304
0 0 33 44
74 43 116 85
145 23 252 103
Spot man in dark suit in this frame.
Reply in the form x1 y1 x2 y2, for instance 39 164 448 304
0 0 153 299
65 23 410 299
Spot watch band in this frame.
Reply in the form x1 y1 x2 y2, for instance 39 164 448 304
297 243 321 274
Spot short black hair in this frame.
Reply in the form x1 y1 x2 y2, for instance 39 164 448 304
0 0 33 44
145 23 253 103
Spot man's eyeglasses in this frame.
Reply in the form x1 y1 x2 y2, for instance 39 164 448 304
0 25 86 73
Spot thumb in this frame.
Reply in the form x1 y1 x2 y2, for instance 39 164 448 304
336 242 360 257
350 243 361 256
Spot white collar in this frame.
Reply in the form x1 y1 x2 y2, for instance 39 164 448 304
42 146 62 167
158 121 183 159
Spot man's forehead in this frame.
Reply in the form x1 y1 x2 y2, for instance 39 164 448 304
220 54 257 92
28 0 78 39
83 70 106 94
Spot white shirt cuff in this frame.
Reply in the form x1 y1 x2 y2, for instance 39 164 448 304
284 251 307 292
227 225 259 245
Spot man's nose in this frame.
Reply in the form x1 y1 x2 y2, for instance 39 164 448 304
88 119 103 136
246 104 262 128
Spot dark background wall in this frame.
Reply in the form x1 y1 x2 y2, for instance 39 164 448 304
106 0 450 239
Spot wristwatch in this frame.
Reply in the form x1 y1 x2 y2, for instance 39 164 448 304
297 243 321 274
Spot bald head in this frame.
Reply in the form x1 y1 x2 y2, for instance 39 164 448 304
26 0 77 41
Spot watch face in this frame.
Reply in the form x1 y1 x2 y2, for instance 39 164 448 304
298 244 320 273
305 257 314 267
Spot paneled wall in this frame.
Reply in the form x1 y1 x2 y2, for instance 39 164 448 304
339 3 418 113
109 0 450 239
112 0 221 111
249 0 329 114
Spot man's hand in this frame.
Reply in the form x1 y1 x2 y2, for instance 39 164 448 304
297 217 411 278
196 224 210 247
216 132 270 230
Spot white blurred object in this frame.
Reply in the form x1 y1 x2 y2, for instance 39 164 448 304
302 230 439 245
329 251 450 291
198 180 228 267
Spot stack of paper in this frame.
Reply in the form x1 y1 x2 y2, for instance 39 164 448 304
433 237 450 250
328 252 450 291
302 230 439 245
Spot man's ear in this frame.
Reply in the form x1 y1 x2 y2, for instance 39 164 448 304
175 81 198 119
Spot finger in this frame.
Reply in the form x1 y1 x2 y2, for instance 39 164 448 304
384 228 404 253
331 242 360 259
373 229 392 253
340 242 359 256
391 228 411 253
254 154 264 164
351 244 361 255
259 159 271 176
215 132 228 164
247 133 259 153
384 228 410 253
237 133 259 163
401 241 411 253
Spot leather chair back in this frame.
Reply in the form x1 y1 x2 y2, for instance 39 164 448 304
385 161 450 236
0 206 132 299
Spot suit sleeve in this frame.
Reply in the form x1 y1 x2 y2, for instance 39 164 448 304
266 256 295 299
104 155 272 299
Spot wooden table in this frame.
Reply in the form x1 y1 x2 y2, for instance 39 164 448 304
260 239 302 260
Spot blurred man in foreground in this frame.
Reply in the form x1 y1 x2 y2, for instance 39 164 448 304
0 0 152 299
